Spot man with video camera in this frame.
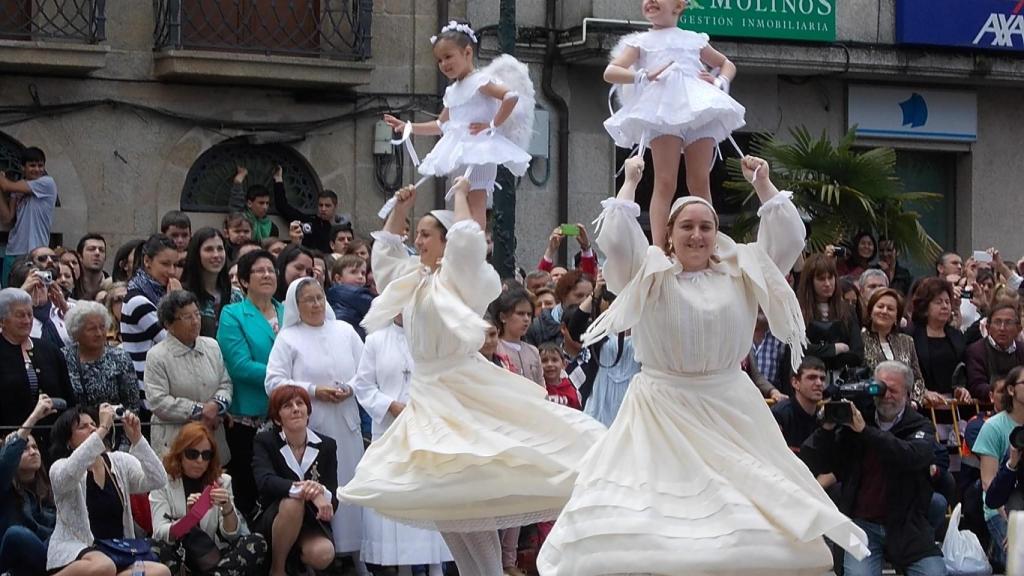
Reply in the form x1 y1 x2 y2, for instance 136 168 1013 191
800 360 944 576
975 364 1024 568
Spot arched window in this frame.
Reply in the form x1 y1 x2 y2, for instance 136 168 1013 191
181 139 322 214
0 131 26 180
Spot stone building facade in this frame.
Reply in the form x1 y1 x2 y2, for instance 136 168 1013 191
1 1 1022 272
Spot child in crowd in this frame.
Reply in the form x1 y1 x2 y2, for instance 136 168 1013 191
327 254 374 340
604 0 744 245
540 342 581 410
159 210 192 251
223 212 253 260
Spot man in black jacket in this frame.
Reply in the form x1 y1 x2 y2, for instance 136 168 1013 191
800 360 945 576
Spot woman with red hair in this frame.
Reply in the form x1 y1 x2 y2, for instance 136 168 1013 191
252 385 339 576
149 422 267 575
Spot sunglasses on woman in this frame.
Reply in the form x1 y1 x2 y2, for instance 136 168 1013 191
184 448 214 461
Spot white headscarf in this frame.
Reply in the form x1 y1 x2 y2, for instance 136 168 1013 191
282 277 336 330
429 209 456 231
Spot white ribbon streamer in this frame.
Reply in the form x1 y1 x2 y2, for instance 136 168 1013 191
390 122 421 167
378 175 432 220
444 166 475 204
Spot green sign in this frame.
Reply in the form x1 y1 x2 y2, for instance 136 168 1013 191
679 0 836 42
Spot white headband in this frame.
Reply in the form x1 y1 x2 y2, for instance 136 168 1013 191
431 21 478 45
669 196 719 227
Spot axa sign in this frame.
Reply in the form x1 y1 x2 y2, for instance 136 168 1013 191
896 0 1024 52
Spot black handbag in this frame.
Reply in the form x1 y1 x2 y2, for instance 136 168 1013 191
181 528 222 573
95 538 157 568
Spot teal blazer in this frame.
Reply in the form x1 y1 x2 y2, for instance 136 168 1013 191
216 298 284 418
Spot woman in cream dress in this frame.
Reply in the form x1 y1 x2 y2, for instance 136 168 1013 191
537 156 870 575
338 179 604 576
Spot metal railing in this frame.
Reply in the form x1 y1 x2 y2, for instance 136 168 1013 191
0 0 106 43
153 0 372 60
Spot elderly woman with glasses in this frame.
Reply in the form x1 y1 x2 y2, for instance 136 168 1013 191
62 301 139 412
0 288 75 448
144 290 233 460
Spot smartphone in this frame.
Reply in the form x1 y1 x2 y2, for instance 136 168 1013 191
560 224 580 237
973 250 993 263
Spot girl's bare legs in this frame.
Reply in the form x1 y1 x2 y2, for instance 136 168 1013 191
649 135 684 247
683 138 716 203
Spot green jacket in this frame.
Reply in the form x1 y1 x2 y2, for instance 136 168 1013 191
216 298 283 418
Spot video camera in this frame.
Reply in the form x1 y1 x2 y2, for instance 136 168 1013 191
819 367 888 426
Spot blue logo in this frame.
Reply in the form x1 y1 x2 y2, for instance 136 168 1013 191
899 93 929 128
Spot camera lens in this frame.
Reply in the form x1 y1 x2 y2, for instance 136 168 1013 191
1010 425 1024 450
113 405 127 419
50 398 67 412
301 223 312 234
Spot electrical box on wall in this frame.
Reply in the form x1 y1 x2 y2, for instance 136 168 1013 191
373 121 394 155
529 109 550 158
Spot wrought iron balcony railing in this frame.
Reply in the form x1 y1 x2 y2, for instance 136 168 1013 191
0 0 106 43
153 0 372 60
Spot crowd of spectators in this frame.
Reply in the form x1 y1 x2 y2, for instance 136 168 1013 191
0 145 1022 576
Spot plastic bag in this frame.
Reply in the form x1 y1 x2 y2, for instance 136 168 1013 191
942 503 993 576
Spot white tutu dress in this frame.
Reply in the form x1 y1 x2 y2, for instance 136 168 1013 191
338 219 605 532
605 27 746 149
418 67 532 193
536 193 870 575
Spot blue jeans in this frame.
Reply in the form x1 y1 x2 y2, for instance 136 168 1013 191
0 526 48 576
985 514 1007 567
844 520 947 576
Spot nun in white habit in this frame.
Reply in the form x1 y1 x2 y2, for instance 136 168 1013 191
352 317 452 575
265 276 369 574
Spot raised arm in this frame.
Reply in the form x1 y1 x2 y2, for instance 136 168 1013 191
227 166 247 212
372 185 418 293
440 178 501 314
594 156 649 294
273 166 306 224
744 156 804 275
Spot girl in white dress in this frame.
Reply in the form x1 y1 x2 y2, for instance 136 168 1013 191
383 21 533 229
265 278 369 575
605 0 745 245
351 318 452 576
537 156 870 575
337 179 604 576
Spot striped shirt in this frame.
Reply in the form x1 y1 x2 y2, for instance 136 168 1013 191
119 291 166 403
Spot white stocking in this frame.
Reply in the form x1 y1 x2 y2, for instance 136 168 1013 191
441 530 502 576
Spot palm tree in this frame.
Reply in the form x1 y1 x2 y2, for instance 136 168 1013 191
722 126 943 264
